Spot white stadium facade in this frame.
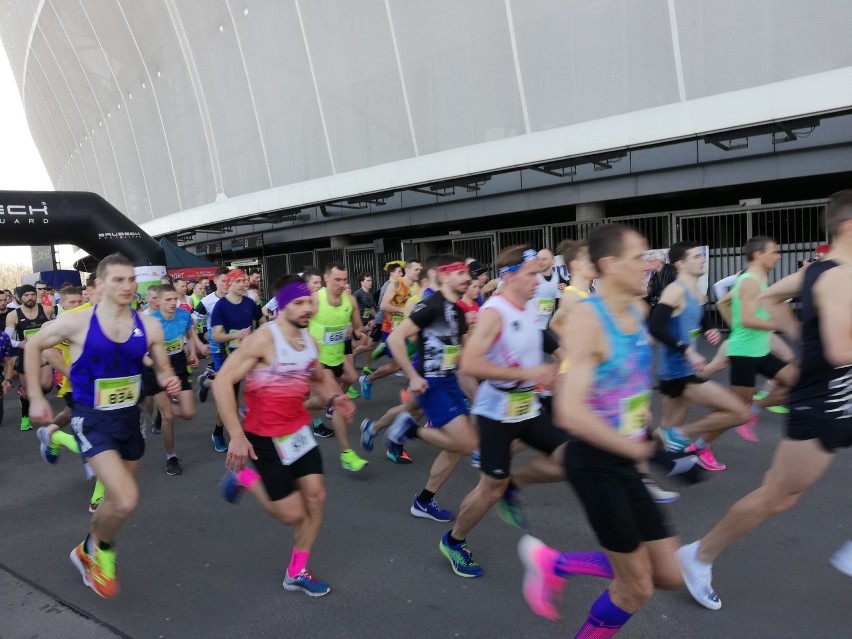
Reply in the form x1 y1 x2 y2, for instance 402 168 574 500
3 0 852 290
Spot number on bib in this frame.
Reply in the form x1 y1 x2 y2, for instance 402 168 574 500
506 390 535 419
164 337 184 355
618 391 651 439
441 344 460 370
323 325 347 345
272 424 318 465
94 375 141 411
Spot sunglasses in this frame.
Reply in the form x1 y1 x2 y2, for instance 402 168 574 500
36 287 46 291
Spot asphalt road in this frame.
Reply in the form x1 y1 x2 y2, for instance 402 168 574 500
1 362 850 638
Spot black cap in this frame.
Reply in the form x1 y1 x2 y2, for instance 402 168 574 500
18 284 37 295
467 261 488 278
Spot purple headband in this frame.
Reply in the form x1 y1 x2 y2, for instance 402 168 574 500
275 281 312 310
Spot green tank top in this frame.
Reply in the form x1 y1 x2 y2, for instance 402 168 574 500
308 288 352 366
727 272 771 357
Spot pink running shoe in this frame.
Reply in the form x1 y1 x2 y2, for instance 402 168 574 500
736 415 759 443
517 535 566 621
694 448 726 471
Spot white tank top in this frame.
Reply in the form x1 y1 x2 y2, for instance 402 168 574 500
527 273 561 330
471 295 543 423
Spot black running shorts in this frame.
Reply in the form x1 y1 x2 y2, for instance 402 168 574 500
658 375 705 399
245 431 324 501
563 440 671 553
729 354 786 388
477 413 568 480
786 414 852 453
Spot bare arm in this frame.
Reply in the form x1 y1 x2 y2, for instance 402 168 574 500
738 278 777 331
387 318 423 383
815 266 852 367
23 310 89 402
554 304 651 461
380 280 404 315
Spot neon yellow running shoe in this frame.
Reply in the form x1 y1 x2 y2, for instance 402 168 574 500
340 449 368 472
90 545 119 598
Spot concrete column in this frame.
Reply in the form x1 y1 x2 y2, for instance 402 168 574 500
576 202 605 221
330 235 351 248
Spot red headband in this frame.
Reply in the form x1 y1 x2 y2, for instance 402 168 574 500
225 269 246 287
437 262 468 275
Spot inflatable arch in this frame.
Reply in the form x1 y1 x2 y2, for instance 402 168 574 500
0 191 166 290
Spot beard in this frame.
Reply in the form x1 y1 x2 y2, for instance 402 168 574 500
23 299 36 308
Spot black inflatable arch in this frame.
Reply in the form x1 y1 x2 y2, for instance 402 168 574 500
0 191 165 269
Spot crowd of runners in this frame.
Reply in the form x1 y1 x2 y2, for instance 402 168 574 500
2 189 851 637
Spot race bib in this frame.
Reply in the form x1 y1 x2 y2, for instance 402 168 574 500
538 299 555 315
392 314 404 327
272 424 318 466
506 390 535 419
94 375 141 411
164 337 184 355
689 328 701 341
441 344 460 370
323 325 347 345
618 391 651 439
23 327 40 339
228 329 245 349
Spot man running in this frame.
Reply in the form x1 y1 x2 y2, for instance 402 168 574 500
360 258 422 399
445 246 565 578
649 242 752 471
5 283 54 430
209 269 263 452
306 262 368 472
678 190 852 609
195 267 229 410
518 224 683 636
215 275 356 596
384 255 478 530
25 253 180 598
529 248 561 331
724 236 799 441
148 284 198 475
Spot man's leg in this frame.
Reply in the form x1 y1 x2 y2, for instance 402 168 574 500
451 473 510 540
680 381 752 443
86 452 140 545
755 363 797 410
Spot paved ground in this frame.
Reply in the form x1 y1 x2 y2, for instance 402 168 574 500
1 359 850 638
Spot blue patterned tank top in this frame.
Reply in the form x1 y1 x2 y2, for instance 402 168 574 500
70 306 148 410
585 296 652 440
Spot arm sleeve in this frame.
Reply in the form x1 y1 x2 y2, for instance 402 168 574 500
713 275 738 301
648 304 686 352
4 326 21 348
700 305 715 333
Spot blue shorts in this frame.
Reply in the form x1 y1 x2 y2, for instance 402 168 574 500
418 376 469 428
212 351 228 372
380 331 394 359
71 405 145 462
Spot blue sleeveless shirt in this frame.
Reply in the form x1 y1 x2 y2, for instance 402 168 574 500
585 297 653 440
657 281 704 381
70 307 148 410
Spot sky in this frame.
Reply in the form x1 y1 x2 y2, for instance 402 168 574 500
0 39 54 269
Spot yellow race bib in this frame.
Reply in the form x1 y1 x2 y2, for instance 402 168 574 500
94 375 141 411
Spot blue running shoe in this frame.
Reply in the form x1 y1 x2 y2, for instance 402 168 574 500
220 472 243 504
658 427 691 453
283 570 331 597
411 497 454 522
359 374 372 401
439 532 483 578
37 425 60 464
197 369 213 403
212 432 227 453
496 486 527 529
386 443 413 464
360 419 376 452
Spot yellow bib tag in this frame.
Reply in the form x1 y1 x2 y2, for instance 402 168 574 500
23 327 40 339
689 328 701 341
228 329 244 349
618 391 651 439
164 337 183 355
538 299 555 315
441 344 460 370
94 375 141 411
392 314 404 327
506 390 535 419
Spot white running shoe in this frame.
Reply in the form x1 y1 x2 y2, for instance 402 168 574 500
830 540 852 577
677 541 722 610
640 474 680 503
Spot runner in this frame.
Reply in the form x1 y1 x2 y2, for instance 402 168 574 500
209 269 263 452
148 284 198 475
5 283 54 431
306 262 369 471
384 254 477 529
678 189 852 608
215 275 356 596
0 319 16 427
723 236 799 442
351 272 377 380
649 242 752 471
173 278 194 313
444 245 567 578
518 224 683 635
529 248 561 330
25 253 180 599
359 258 422 399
